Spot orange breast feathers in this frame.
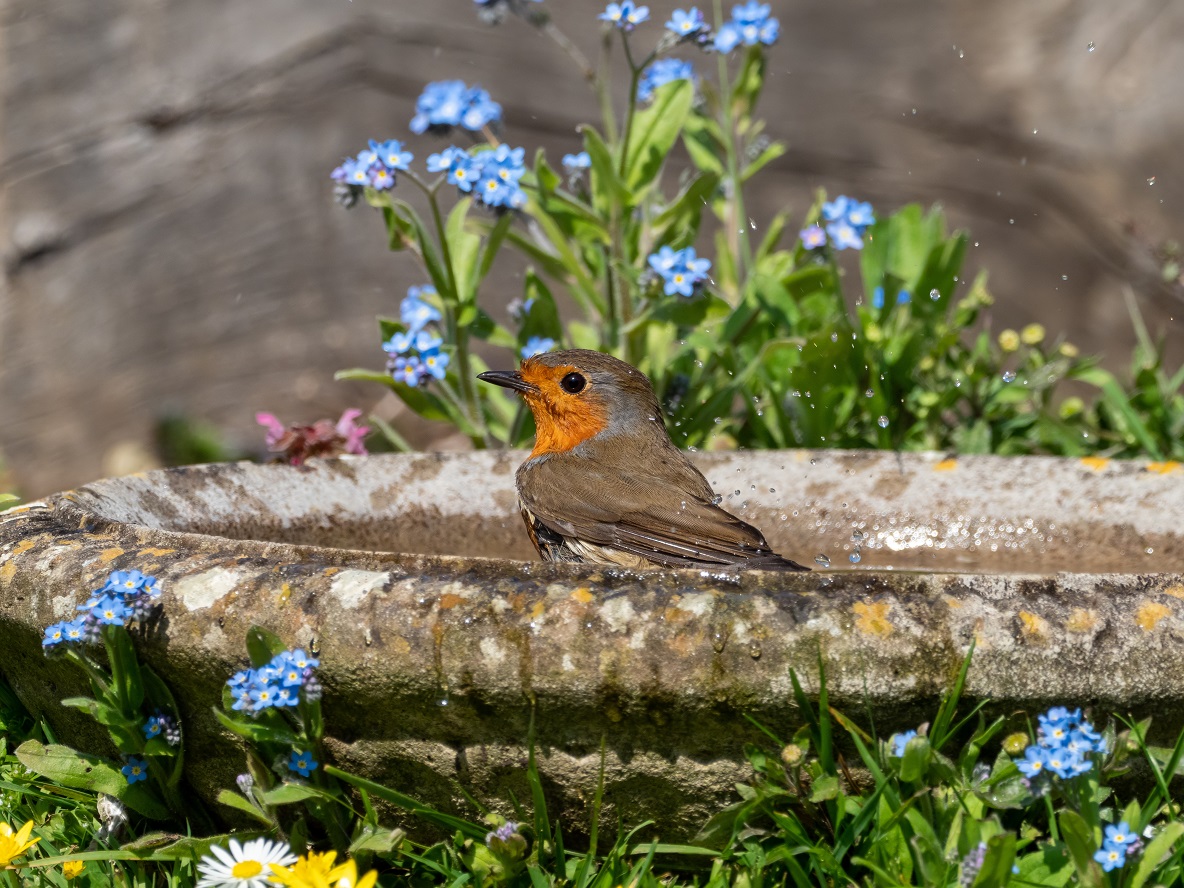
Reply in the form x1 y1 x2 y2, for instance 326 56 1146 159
518 362 609 458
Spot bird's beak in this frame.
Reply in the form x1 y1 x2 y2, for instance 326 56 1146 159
477 369 539 395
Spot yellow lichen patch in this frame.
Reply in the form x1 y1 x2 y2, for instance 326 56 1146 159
389 637 412 656
1065 609 1098 633
13 539 37 556
322 567 339 576
279 583 292 603
1136 601 1172 632
1163 585 1184 600
530 600 546 620
438 593 465 610
1146 461 1182 475
506 591 527 612
853 601 893 637
0 561 16 583
138 547 175 557
943 596 963 609
570 587 594 604
933 458 958 472
98 547 125 563
1079 456 1109 472
662 606 692 625
1018 611 1049 639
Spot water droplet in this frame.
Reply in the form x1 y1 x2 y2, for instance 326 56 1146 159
1146 547 1154 555
1002 370 1016 383
748 642 762 659
809 459 817 465
438 698 450 707
711 632 727 653
814 554 831 568
769 487 776 493
929 288 940 300
830 332 838 342
1087 41 1095 52
712 494 723 505
1148 176 1157 186
734 489 741 496
1061 274 1069 281
749 217 757 229
852 530 866 543
1009 218 1015 225
849 552 862 564
865 388 875 398
877 415 890 428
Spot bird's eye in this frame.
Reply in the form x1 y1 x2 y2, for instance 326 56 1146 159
560 372 587 394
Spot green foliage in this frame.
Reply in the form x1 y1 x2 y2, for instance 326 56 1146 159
335 11 1180 463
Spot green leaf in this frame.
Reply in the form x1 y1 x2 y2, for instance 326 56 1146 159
104 626 144 714
475 211 514 289
731 45 767 118
683 113 725 177
245 626 287 669
211 707 299 746
261 783 335 806
349 825 406 856
215 789 273 826
446 197 481 304
652 171 720 247
1058 810 1102 887
15 740 169 820
741 140 785 183
335 368 396 387
326 765 487 842
520 271 564 345
808 774 839 802
581 125 630 214
1015 845 1073 887
1130 821 1184 888
899 735 930 782
971 833 1017 888
625 79 693 193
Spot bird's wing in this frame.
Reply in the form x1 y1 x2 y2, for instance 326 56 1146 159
520 456 807 570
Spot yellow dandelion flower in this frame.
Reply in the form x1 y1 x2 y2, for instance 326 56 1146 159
270 850 339 888
62 860 84 880
0 820 40 866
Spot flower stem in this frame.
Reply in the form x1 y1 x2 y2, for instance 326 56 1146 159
713 0 753 298
539 20 596 85
428 191 490 447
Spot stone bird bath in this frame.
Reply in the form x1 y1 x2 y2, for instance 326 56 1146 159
1 450 1183 838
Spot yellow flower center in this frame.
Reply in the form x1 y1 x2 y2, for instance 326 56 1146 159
63 860 84 879
232 860 264 878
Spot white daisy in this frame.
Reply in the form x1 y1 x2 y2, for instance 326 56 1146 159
197 837 296 888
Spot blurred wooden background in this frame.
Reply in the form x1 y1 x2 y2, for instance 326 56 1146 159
1 0 1181 496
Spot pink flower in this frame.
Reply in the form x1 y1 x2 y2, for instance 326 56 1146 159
335 409 370 456
255 412 287 449
255 409 370 465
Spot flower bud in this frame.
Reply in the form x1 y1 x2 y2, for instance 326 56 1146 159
1021 324 1046 346
1002 732 1030 755
998 330 1020 352
780 744 804 767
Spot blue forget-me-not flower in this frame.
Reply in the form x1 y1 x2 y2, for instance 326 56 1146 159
600 2 649 30
638 58 695 102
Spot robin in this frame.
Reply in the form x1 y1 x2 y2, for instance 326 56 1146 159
478 349 808 570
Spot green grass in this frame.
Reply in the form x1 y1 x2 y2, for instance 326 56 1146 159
5 641 1184 888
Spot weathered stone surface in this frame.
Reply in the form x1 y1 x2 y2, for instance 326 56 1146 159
1 450 1183 836
1 1 1182 496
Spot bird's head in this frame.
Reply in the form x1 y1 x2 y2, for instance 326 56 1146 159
478 349 665 457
